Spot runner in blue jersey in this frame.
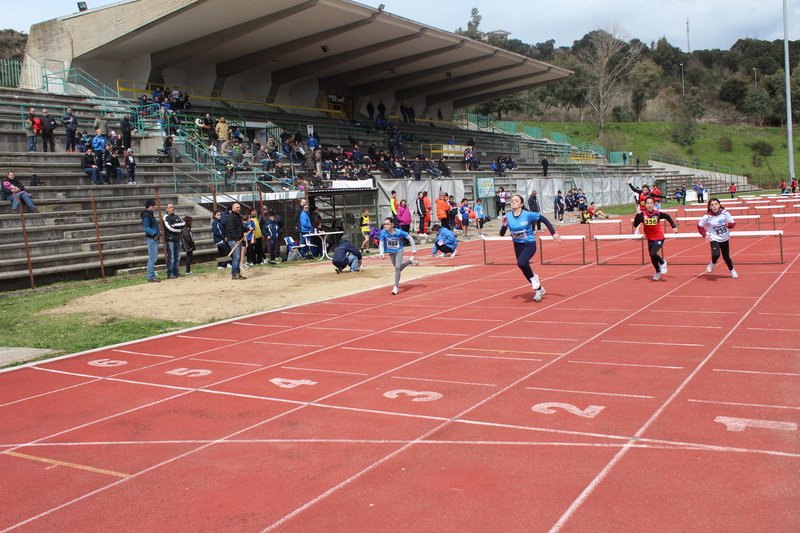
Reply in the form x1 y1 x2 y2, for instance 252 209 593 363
379 217 418 295
500 195 563 301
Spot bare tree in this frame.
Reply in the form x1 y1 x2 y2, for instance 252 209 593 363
577 24 642 133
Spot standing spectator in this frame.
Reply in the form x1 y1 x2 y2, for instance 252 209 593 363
332 237 362 273
99 143 114 183
91 129 106 152
61 107 78 152
399 102 408 123
415 191 426 235
377 100 386 119
163 203 185 279
359 208 371 252
180 216 195 275
109 146 123 184
412 157 423 181
541 156 549 177
437 108 443 120
636 157 641 171
622 152 628 165
225 202 247 280
459 198 471 239
792 178 798 193
2 171 38 214
496 186 508 216
125 149 137 184
473 198 485 237
248 207 265 265
408 105 416 124
212 210 230 269
396 199 412 234
527 190 542 232
215 117 230 144
93 114 109 138
263 210 283 264
366 101 375 121
576 189 588 215
436 192 450 229
40 109 58 152
729 182 737 198
24 118 37 152
553 190 564 222
81 147 105 185
120 113 135 150
694 182 705 204
141 199 161 282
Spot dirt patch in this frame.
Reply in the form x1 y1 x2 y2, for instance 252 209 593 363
42 259 457 324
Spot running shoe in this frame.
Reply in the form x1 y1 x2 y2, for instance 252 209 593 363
530 274 540 290
335 267 342 274
653 272 661 281
391 286 398 295
730 269 738 279
706 262 715 273
660 261 668 274
451 249 457 257
533 287 546 302
410 256 419 266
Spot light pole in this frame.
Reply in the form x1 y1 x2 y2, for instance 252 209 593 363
783 0 795 181
753 68 757 85
680 63 685 95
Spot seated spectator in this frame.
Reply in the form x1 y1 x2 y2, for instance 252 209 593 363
163 136 180 162
81 147 105 185
437 157 452 178
430 224 458 257
588 202 610 219
491 159 505 177
332 237 362 273
256 145 272 170
2 171 38 214
423 157 440 179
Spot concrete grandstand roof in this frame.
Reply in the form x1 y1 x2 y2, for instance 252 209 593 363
25 0 572 117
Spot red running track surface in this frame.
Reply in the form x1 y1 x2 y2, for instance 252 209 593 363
1 221 799 532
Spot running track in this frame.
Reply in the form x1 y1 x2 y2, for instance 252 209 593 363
1 215 799 532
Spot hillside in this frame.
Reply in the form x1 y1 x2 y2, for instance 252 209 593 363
0 29 26 62
522 121 797 187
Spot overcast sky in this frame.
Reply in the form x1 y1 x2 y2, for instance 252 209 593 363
5 0 797 52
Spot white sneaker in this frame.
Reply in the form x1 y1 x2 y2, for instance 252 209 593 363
706 262 715 273
653 272 661 281
217 266 224 270
660 261 668 274
451 249 457 257
410 256 419 266
730 269 738 279
533 287 546 302
530 274 540 291
391 286 398 295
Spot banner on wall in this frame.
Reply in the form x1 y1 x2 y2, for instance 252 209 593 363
476 177 495 198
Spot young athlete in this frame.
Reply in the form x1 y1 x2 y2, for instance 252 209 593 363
459 198 471 239
379 217 418 295
431 224 458 257
588 202 610 219
359 208 371 252
627 179 666 213
633 197 679 280
553 190 564 222
500 195 563 301
564 188 577 223
473 198 485 236
697 198 738 278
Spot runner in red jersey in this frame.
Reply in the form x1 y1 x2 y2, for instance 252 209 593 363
627 179 667 214
632 197 679 280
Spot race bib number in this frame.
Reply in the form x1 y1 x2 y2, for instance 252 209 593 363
643 216 659 225
386 238 400 249
713 226 728 236
511 230 527 240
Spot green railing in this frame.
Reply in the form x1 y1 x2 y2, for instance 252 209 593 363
524 126 544 139
648 153 739 175
44 69 136 113
0 59 21 87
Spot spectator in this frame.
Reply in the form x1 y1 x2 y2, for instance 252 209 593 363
61 107 79 152
438 108 443 121
81 147 105 185
215 117 230 144
163 136 180 162
2 171 38 214
163 203 186 279
694 183 705 203
24 118 36 152
553 190 564 222
496 187 508 216
108 145 123 184
408 105 416 124
212 210 230 269
436 192 450 229
141 199 161 282
412 157 423 181
332 237 362 273
263 210 283 264
247 208 265 265
377 100 386 119
225 203 247 280
399 102 408 123
430 223 458 257
120 113 135 150
541 156 549 177
423 157 440 179
415 191 426 235
181 216 195 275
527 190 542 232
366 100 374 121
93 114 109 137
473 198 485 236
459 198 471 239
40 109 58 152
447 136 455 145
396 199 412 233
437 157 452 178
91 129 106 152
125 149 137 185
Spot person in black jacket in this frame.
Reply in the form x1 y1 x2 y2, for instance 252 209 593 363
332 237 362 273
541 156 549 177
262 210 283 264
81 147 105 184
120 113 135 150
162 203 186 279
180 216 195 275
225 202 247 280
366 101 374 121
61 107 79 152
527 190 542 232
39 109 58 152
2 171 38 213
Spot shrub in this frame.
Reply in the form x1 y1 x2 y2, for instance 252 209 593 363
752 154 763 167
719 136 734 151
672 116 696 146
750 140 774 156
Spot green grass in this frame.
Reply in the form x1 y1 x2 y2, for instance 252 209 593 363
595 189 782 217
0 273 204 369
520 121 798 185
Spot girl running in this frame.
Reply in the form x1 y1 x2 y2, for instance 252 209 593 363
379 217 418 295
632 197 679 281
697 198 738 278
500 195 563 302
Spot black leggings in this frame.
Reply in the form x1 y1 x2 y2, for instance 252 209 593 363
513 241 537 281
648 239 665 272
710 240 734 270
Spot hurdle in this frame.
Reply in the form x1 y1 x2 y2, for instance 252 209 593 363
661 230 785 265
754 204 786 215
539 235 588 265
594 234 646 265
587 218 623 239
772 213 800 231
480 235 512 265
676 215 761 230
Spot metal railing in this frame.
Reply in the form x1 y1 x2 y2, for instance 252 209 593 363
648 153 740 176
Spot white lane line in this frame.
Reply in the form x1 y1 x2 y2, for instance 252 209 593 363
112 350 173 359
281 312 339 316
340 347 423 354
232 322 290 327
444 354 543 362
688 398 800 411
524 320 607 325
713 368 800 377
392 331 468 336
628 323 722 329
568 361 684 370
601 340 705 347
252 341 324 347
280 366 369 376
748 327 800 332
490 335 577 341
651 309 737 314
390 376 497 387
306 327 374 332
758 312 800 317
732 346 800 352
176 335 236 342
0 376 102 409
189 358 262 367
525 386 654 399
431 317 504 322
351 315 417 319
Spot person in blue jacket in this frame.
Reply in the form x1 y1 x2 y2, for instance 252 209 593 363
332 237 362 273
211 210 230 269
141 199 161 282
379 217 418 295
431 224 458 257
500 194 563 301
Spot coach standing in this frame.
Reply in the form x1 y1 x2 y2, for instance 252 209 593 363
141 199 161 283
225 202 247 280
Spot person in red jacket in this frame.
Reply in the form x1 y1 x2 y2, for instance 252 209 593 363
633 197 679 280
729 183 737 198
